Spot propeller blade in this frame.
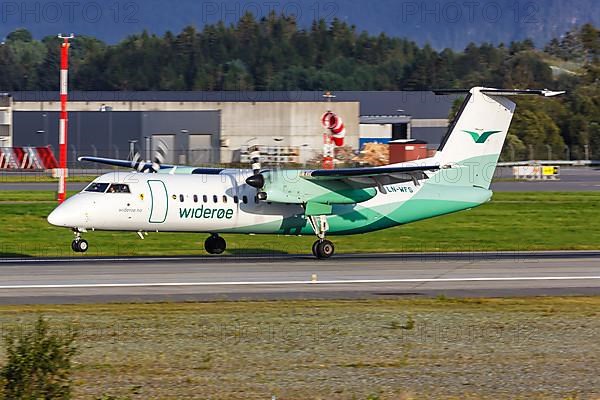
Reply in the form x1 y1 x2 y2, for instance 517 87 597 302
154 140 167 165
131 152 144 172
250 150 261 175
144 139 168 173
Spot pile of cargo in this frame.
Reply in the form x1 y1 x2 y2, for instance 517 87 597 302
353 143 389 166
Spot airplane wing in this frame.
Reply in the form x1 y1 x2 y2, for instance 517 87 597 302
78 156 175 170
298 164 442 188
77 156 226 175
301 164 440 179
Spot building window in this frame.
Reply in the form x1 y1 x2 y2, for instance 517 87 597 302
254 195 259 204
179 194 184 202
203 195 207 203
233 196 239 204
213 195 218 203
242 195 248 204
193 195 198 203
222 195 227 203
392 123 408 141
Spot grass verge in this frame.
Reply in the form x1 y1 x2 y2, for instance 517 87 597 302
0 297 598 399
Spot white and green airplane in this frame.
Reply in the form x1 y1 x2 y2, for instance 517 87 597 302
47 87 564 258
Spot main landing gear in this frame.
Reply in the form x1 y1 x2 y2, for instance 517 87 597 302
308 215 335 259
312 239 335 259
71 230 88 253
205 234 226 254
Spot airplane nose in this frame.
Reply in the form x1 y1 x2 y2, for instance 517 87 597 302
47 205 69 227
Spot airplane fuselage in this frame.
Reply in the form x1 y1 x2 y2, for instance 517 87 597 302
48 170 492 236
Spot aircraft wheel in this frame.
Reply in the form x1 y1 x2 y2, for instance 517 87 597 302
71 239 88 253
78 239 89 253
205 234 226 255
311 240 320 257
314 239 334 259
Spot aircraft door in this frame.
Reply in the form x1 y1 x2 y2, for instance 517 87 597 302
148 180 168 223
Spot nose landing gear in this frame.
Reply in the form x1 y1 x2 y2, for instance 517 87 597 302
71 239 89 253
71 230 88 253
204 234 226 254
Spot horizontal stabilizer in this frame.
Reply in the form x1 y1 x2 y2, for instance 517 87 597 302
434 88 565 97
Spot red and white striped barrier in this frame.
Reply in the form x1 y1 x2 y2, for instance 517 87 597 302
321 111 346 146
0 147 59 170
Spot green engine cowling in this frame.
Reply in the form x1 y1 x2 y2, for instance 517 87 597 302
259 170 377 209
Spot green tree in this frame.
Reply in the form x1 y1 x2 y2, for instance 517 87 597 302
580 24 600 63
222 59 254 90
5 29 46 89
509 108 564 159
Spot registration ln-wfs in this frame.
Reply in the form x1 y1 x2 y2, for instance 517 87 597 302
47 87 563 258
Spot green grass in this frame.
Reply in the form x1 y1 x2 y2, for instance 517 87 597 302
0 191 79 202
0 191 598 257
0 298 599 399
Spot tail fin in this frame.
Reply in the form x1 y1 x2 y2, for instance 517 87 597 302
433 87 564 188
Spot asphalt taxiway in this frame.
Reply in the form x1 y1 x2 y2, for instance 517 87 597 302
1 251 600 304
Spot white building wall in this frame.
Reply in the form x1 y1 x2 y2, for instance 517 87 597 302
0 96 12 147
411 118 448 128
359 124 391 139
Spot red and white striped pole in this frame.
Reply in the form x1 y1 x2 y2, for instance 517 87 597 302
57 34 74 204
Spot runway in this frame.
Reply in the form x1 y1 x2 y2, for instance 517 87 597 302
1 251 600 304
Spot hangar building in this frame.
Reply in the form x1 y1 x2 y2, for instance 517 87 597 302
3 91 457 165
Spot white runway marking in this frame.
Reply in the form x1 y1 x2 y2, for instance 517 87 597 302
1 275 600 290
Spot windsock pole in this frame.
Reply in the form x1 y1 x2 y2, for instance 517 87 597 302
322 91 336 170
57 34 74 204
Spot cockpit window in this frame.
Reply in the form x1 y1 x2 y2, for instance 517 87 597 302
84 182 110 193
107 184 131 193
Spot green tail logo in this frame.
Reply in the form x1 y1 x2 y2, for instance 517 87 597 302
463 130 501 143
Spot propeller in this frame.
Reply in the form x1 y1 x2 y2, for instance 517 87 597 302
130 139 168 173
245 149 267 200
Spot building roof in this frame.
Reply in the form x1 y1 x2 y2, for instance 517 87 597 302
10 91 461 120
390 139 428 144
360 115 412 124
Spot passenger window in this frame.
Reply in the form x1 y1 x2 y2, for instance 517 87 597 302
222 195 227 203
203 195 207 203
107 184 130 193
193 195 198 203
213 195 218 203
84 182 109 193
242 195 248 204
179 194 184 202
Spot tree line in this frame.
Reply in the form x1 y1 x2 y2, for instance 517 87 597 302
0 14 598 159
